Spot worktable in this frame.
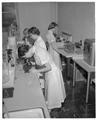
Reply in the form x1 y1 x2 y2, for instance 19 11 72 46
72 58 95 103
53 42 83 80
53 42 83 58
3 65 50 118
52 42 95 103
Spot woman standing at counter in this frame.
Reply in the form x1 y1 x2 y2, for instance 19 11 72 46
7 21 18 66
24 27 66 111
46 22 62 71
7 21 18 50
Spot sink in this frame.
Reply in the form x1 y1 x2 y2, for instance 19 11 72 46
4 108 45 118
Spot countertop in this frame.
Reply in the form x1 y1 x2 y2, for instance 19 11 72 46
73 59 95 72
3 64 50 118
52 42 83 59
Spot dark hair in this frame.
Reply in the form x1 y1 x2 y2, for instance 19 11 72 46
48 22 58 30
12 20 18 29
23 28 29 33
28 27 40 35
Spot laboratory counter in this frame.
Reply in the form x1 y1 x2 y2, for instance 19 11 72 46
52 42 95 103
3 65 50 118
52 42 83 58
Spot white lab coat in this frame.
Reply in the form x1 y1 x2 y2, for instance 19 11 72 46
46 30 62 70
25 44 66 109
34 36 46 50
35 47 66 109
25 36 46 57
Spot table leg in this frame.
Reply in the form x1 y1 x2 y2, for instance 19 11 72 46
75 65 77 83
73 61 76 87
67 58 70 80
44 80 47 102
86 72 90 103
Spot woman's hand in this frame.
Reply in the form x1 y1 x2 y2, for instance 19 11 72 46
22 55 26 58
56 41 64 47
30 68 40 79
37 63 51 73
30 68 39 73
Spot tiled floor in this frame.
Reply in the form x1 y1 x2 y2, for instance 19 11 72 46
50 70 95 118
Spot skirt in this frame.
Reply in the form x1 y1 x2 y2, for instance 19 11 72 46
48 45 62 71
45 64 66 109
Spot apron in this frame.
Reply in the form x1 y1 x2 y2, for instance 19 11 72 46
45 57 66 109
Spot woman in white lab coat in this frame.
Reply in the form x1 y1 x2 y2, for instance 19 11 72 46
28 27 46 50
46 22 62 70
24 27 66 110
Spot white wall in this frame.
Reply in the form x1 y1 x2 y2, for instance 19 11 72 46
3 2 95 45
17 2 58 41
58 2 95 42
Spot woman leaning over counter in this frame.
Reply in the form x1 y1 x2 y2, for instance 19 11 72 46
23 26 66 112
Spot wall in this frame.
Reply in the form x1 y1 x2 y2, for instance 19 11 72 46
17 2 58 41
58 2 95 42
2 3 19 49
3 2 95 46
2 32 8 49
